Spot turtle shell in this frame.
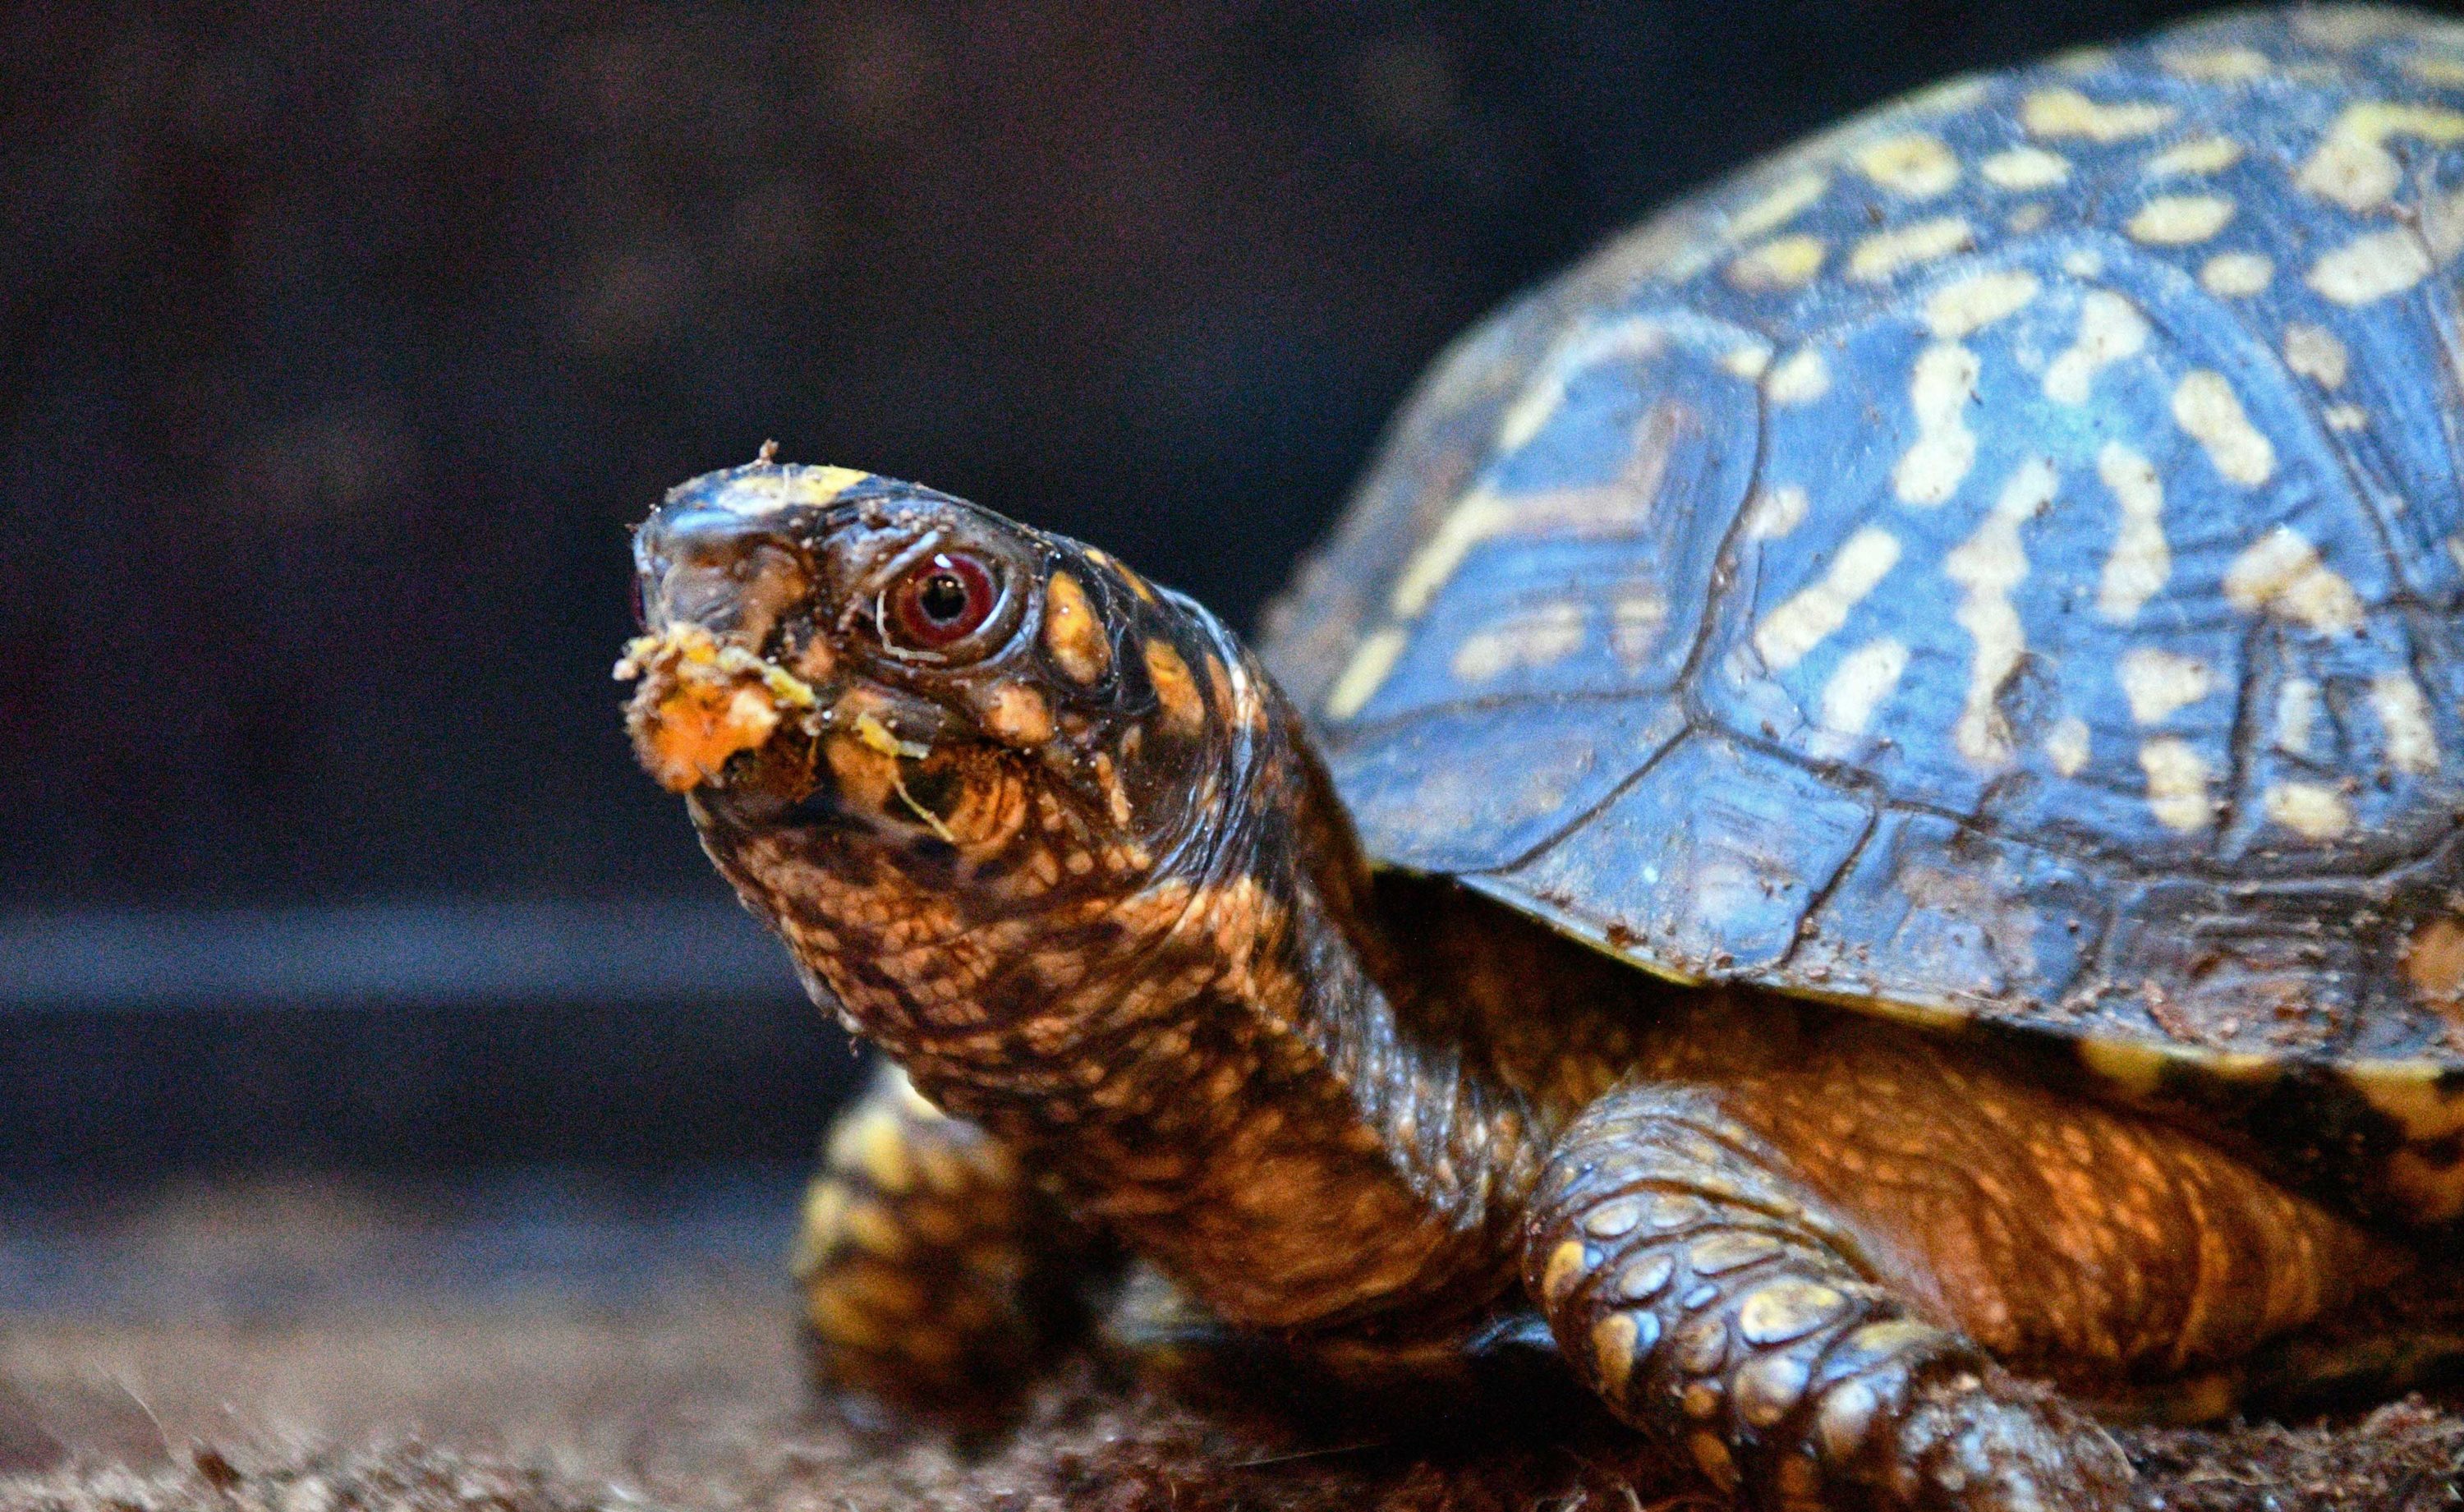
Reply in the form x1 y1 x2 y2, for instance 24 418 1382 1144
1260 7 2464 1215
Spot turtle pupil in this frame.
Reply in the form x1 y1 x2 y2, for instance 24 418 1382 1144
919 572 970 623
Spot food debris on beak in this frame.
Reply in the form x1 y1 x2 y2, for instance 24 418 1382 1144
615 623 818 793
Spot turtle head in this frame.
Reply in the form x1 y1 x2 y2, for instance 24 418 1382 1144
622 457 1280 1059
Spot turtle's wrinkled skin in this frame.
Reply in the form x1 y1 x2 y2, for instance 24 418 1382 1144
623 10 2464 1509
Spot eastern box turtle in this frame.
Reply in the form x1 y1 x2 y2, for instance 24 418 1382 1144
620 9 2464 1508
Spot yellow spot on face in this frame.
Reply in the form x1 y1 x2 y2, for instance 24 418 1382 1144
1946 457 2058 768
2044 290 2149 406
2022 87 2178 143
1814 637 1909 756
1893 342 1980 506
2172 370 2275 486
2140 736 2216 833
979 680 1055 747
1745 484 1809 541
1728 233 1829 292
1042 571 1111 684
1722 344 1772 380
2162 45 2273 83
1848 216 1974 282
1590 1311 1639 1390
2046 715 2092 776
2298 102 2464 213
1391 490 1513 618
2118 646 2216 725
2224 526 2364 635
1324 627 1407 720
2146 134 2246 176
2276 677 2321 756
2371 672 2441 774
1142 639 1205 735
1925 269 2039 338
2127 193 2236 245
1450 602 1585 682
2311 228 2437 306
2284 323 2351 388
1765 347 1830 405
1753 526 1903 671
1730 169 1832 242
1856 132 1961 198
2265 781 2353 840
1980 145 2071 190
2200 251 2273 296
2095 442 2168 623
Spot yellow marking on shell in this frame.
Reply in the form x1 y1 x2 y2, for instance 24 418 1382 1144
1042 570 1111 684
1086 547 1158 603
1142 639 1206 735
2006 202 2053 234
979 680 1054 747
1493 318 1668 452
2407 53 2464 88
1945 457 2058 768
2162 45 2273 83
1729 234 1829 292
1753 526 1902 671
2118 646 2215 725
2045 715 2092 777
2294 8 2418 48
1324 627 1408 720
1391 489 1514 618
2298 102 2464 213
2022 87 2178 144
1542 1239 1588 1304
1813 637 1909 756
1722 344 1772 380
2310 227 2437 306
1924 269 2039 338
1730 169 1832 241
1899 71 1991 116
1611 593 1668 666
2286 319 2354 388
2043 290 2149 406
2127 193 2236 246
1450 602 1585 682
1855 132 1961 199
2406 917 2464 1013
2080 1036 2168 1096
2276 677 2321 756
2224 526 2364 635
2140 736 2216 833
1980 146 2071 191
1745 485 1809 541
2264 781 2353 841
1765 347 1831 405
2200 251 2273 296
2095 442 2168 623
1591 1311 1640 1391
2371 671 2441 775
711 463 871 516
2172 370 2275 487
2326 402 2370 431
1847 216 1974 282
2145 134 2245 176
2062 248 2105 278
1893 342 1980 506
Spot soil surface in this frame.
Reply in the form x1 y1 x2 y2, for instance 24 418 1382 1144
2 1177 2459 1511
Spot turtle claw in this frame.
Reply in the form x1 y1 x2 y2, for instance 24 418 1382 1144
1886 1377 2134 1512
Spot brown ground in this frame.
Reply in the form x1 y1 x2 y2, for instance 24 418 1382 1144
2 1179 2459 1511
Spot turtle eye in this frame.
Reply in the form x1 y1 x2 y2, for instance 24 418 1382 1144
890 551 998 649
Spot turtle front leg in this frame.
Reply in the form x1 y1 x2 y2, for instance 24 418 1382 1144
793 1064 1106 1422
1528 1085 2130 1511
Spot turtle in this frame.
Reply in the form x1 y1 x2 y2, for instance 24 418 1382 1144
617 7 2464 1508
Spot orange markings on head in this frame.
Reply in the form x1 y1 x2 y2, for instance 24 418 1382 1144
1144 639 1207 735
1043 571 1111 684
979 680 1055 747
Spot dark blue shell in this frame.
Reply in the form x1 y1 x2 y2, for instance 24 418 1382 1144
1260 5 2464 1202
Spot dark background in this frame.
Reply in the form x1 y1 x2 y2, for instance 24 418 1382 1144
0 0 2389 1179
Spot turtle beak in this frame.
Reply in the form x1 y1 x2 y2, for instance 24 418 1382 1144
636 505 813 655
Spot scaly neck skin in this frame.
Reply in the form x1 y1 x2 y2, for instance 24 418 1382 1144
698 625 1548 1336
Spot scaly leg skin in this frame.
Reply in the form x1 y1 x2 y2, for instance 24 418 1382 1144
1526 1062 2402 1512
793 1064 1104 1425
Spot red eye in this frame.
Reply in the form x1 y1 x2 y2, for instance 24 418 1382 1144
892 552 997 648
